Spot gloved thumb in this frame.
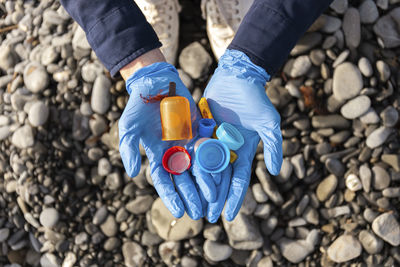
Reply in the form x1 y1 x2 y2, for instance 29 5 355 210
119 133 142 177
258 127 283 176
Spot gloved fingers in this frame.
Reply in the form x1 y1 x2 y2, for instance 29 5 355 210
258 127 283 176
191 161 217 203
224 148 254 221
196 183 208 218
151 165 185 218
206 165 232 223
119 133 142 178
212 172 222 186
174 171 203 220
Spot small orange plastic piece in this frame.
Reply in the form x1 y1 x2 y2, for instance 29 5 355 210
198 97 214 119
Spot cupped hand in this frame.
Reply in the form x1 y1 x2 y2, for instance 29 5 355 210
119 62 216 219
195 49 283 222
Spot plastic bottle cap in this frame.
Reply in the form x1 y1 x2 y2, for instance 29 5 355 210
162 146 191 175
195 139 230 173
194 137 211 152
216 122 244 150
198 118 216 138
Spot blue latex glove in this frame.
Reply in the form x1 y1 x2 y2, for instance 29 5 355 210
194 49 283 222
119 62 216 219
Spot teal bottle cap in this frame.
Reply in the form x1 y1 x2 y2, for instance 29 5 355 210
195 139 230 173
216 122 244 150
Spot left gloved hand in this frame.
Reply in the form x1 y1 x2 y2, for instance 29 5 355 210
119 62 216 219
192 49 283 222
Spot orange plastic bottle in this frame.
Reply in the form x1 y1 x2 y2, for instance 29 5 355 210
160 82 192 141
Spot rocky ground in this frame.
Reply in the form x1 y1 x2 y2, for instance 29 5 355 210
0 0 400 266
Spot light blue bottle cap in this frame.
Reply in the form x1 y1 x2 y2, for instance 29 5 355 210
216 122 244 150
198 118 216 138
195 139 230 173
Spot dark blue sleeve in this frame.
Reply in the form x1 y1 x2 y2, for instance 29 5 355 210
60 0 162 77
228 0 333 77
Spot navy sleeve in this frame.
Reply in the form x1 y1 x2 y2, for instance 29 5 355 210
60 0 162 77
228 0 333 77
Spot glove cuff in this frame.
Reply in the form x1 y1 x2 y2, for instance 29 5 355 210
219 49 271 83
125 62 179 94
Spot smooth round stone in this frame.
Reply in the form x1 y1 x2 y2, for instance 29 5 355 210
122 242 146 267
358 57 373 77
345 174 362 191
23 62 49 93
312 115 350 129
91 75 111 115
252 183 269 203
372 166 391 190
333 62 363 101
360 108 380 124
0 228 10 242
177 69 193 90
325 158 345 177
40 253 60 267
72 24 91 50
359 0 379 24
277 158 293 183
203 240 232 262
104 237 120 251
89 114 107 136
98 158 111 176
340 95 371 119
372 213 400 246
366 127 392 148
289 55 311 77
0 126 11 141
100 215 118 237
93 206 108 225
151 198 203 241
316 175 338 202
41 46 58 66
81 61 103 83
359 164 372 192
359 230 383 254
179 42 212 79
330 0 348 14
310 49 325 66
0 44 17 71
11 125 34 149
376 60 390 82
290 32 322 56
28 101 49 127
126 195 154 214
373 8 400 48
380 106 399 127
327 235 362 263
320 15 341 33
39 208 59 228
382 187 400 198
343 8 361 48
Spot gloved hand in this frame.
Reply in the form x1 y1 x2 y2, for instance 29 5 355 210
119 62 216 220
194 49 283 222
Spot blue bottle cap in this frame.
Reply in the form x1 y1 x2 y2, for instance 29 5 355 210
198 118 216 138
195 139 230 173
216 122 244 150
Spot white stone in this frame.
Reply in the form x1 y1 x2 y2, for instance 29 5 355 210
345 174 362 191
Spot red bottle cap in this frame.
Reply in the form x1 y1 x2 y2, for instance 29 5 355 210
162 146 191 175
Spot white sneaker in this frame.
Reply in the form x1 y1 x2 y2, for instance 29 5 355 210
201 0 254 60
135 0 181 65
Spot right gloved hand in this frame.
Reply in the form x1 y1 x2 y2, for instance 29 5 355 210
119 62 216 220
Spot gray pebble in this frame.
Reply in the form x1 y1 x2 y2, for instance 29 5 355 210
105 172 122 190
203 224 222 241
332 50 349 68
98 158 112 176
358 230 383 254
179 42 212 79
276 158 293 183
255 164 283 205
252 183 269 203
100 215 118 237
382 187 400 198
373 8 400 48
290 154 305 179
320 15 342 33
203 240 232 262
380 106 399 127
343 8 361 48
381 154 400 171
366 126 392 148
122 242 146 267
278 237 315 263
0 228 10 242
28 101 49 127
376 60 390 82
310 49 325 66
360 108 380 124
81 61 103 83
363 208 379 223
330 0 348 14
91 75 111 115
104 237 120 251
290 33 322 56
12 125 34 149
327 235 362 263
359 0 379 24
340 95 371 119
290 56 311 77
312 115 350 129
325 158 345 177
333 62 363 101
93 206 108 225
358 57 373 77
359 164 372 192
23 62 49 93
40 253 60 267
372 212 400 246
372 166 391 190
126 195 154 214
39 208 59 228
316 174 338 202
